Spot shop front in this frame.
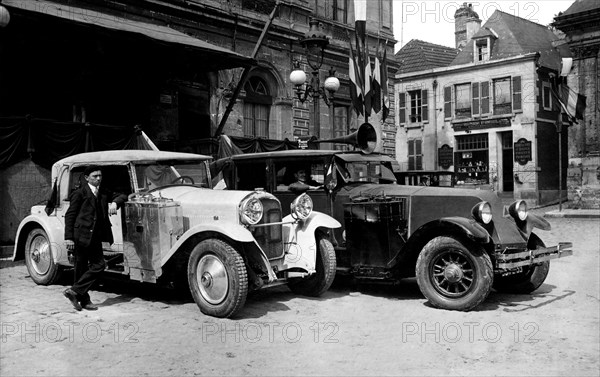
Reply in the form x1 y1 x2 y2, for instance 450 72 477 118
452 117 512 191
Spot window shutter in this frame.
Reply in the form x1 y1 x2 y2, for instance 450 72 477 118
481 81 490 114
421 89 428 122
472 82 480 116
512 76 522 112
408 139 415 170
444 86 452 118
416 139 423 170
399 92 406 126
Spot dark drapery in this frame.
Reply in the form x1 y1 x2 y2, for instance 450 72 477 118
228 135 299 154
0 116 152 169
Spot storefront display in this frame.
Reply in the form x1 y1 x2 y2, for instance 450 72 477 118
455 134 489 185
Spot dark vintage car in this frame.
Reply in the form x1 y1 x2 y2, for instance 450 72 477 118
214 124 573 311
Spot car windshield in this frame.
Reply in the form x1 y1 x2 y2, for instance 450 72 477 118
338 161 396 184
134 161 210 190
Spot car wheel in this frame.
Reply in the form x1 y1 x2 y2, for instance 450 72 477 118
24 228 62 285
288 234 336 297
493 234 550 294
416 236 493 311
187 239 248 318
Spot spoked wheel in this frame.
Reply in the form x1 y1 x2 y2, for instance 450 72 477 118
24 228 62 285
416 236 493 311
187 239 248 318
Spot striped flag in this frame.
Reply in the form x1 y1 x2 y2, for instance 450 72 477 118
354 0 371 117
381 42 390 121
551 76 586 123
371 46 382 114
349 40 364 116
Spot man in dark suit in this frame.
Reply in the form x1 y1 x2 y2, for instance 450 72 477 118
63 165 127 311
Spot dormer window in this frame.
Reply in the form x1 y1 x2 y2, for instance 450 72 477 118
475 38 489 62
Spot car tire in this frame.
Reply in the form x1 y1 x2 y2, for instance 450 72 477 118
24 228 62 285
416 236 493 311
187 239 248 318
493 234 550 294
288 234 336 297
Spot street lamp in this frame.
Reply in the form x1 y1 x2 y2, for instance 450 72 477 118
289 18 340 139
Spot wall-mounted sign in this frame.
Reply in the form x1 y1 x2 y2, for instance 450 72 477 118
514 138 532 166
452 117 511 132
438 144 454 169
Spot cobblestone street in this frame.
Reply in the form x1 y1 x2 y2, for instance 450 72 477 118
1 210 599 376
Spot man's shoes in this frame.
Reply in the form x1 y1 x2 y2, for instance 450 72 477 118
63 289 82 311
81 301 98 311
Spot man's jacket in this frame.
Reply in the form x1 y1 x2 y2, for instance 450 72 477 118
64 184 127 247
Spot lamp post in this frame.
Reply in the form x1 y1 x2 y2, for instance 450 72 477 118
289 18 340 139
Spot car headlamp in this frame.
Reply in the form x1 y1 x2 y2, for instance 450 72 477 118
240 196 263 225
508 200 528 221
290 193 313 220
472 201 492 224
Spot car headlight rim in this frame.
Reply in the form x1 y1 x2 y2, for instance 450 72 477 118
290 193 313 220
509 200 528 221
472 201 492 224
240 197 263 225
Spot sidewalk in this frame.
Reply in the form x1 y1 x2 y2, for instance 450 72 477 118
543 208 600 219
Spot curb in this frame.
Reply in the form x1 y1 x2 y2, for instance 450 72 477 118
544 210 600 219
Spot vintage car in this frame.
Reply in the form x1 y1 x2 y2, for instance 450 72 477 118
12 150 340 318
215 124 573 311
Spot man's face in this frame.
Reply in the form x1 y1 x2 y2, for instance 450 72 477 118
85 170 102 187
295 170 307 182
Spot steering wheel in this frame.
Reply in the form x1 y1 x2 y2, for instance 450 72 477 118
171 176 195 184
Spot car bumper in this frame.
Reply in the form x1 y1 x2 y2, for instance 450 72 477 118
495 242 573 269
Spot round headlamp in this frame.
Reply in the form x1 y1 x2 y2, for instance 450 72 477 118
240 197 263 225
509 200 528 221
472 201 492 224
290 193 313 220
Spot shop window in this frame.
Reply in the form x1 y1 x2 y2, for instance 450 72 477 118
408 139 423 170
455 83 471 118
455 134 489 185
243 76 271 138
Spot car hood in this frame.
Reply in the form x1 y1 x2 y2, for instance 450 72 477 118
341 183 521 245
146 186 276 227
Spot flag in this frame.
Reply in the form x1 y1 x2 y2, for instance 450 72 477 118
381 42 390 121
363 56 372 117
371 46 382 114
348 41 364 116
354 0 370 117
550 76 586 123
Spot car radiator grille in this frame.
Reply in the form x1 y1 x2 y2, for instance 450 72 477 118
344 198 408 266
252 198 283 260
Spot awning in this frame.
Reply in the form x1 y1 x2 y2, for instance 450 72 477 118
3 0 255 70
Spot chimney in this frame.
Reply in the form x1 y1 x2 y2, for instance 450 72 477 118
454 3 481 49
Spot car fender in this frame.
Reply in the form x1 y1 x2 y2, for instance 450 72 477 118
281 211 340 272
13 214 69 264
160 222 259 266
412 217 490 245
524 212 551 233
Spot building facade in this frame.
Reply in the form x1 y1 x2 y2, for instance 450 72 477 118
0 0 399 244
394 6 568 206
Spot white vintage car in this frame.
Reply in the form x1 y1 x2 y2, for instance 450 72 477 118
12 150 341 318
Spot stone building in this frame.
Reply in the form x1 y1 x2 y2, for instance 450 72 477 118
394 4 569 207
0 0 399 245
